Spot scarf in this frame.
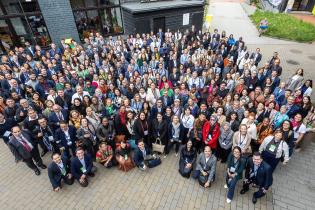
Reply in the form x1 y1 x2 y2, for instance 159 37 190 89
119 111 127 125
172 122 180 138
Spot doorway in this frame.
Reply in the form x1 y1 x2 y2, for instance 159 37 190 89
153 17 165 34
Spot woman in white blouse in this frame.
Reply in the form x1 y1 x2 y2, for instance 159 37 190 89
180 108 195 144
232 124 252 156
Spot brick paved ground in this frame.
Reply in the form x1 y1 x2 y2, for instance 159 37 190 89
0 141 274 210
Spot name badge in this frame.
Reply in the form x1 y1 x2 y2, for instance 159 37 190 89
80 167 87 173
4 131 11 137
230 166 236 173
144 130 148 135
48 136 54 141
268 144 276 152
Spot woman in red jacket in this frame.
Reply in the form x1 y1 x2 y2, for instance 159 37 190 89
202 115 221 155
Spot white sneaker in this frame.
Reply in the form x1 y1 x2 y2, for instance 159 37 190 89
224 184 228 189
175 153 178 157
163 155 167 158
226 198 232 204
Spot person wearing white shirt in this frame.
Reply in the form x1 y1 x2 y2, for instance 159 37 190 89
180 108 195 144
71 86 90 104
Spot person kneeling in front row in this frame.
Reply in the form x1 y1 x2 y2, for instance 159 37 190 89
133 140 161 170
192 146 217 188
240 152 273 204
71 147 96 187
48 153 74 192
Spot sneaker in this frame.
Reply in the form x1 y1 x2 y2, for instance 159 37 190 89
34 169 41 176
226 198 232 204
224 184 228 189
175 153 178 157
163 155 167 158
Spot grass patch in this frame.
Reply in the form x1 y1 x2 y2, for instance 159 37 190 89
250 10 315 42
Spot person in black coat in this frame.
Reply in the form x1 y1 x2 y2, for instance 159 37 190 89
8 126 47 176
151 113 169 155
55 89 72 110
133 112 150 145
71 148 95 187
179 140 197 178
0 113 17 144
4 98 18 120
240 152 273 204
48 153 74 191
54 121 77 158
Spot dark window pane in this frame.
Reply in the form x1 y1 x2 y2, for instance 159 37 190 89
84 0 97 7
73 10 100 39
70 0 85 9
2 0 23 14
100 0 119 6
20 0 40 13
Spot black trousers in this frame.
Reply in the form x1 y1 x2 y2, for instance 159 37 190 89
217 145 231 163
23 147 44 171
242 179 266 199
168 140 181 154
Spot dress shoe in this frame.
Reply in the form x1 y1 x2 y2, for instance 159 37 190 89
240 189 247 194
41 150 48 157
252 196 257 204
38 164 47 169
34 169 41 176
88 172 95 177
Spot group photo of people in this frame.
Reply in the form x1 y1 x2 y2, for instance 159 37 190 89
0 26 314 204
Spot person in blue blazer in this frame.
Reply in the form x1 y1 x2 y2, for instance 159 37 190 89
48 153 74 191
71 148 95 187
240 152 273 204
133 140 161 170
54 121 77 158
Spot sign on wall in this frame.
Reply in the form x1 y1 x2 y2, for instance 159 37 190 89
183 13 189 25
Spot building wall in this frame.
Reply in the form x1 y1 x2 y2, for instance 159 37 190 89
37 0 80 45
122 6 204 34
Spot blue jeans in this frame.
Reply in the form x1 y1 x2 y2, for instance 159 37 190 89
226 175 239 200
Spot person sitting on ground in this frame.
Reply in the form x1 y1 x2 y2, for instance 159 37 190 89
48 153 74 192
133 140 161 170
115 140 135 172
225 146 246 203
192 146 217 188
71 147 96 187
96 141 115 168
178 140 197 178
240 152 273 204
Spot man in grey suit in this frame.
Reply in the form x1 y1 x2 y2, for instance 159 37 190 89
192 146 217 188
8 126 47 176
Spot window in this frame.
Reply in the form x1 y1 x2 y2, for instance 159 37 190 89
0 0 51 48
70 0 123 39
1 0 40 14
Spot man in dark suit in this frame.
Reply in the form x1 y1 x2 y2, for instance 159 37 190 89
55 89 72 111
8 126 47 176
240 152 273 204
168 54 179 72
250 48 262 66
159 91 173 107
71 148 95 187
133 140 161 170
48 153 74 192
24 41 35 57
0 112 17 144
150 99 165 120
48 104 69 130
54 121 77 158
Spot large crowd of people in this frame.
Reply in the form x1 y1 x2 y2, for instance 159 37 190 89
0 26 314 204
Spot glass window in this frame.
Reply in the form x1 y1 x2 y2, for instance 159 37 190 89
10 17 32 43
0 20 13 46
1 0 40 14
70 0 85 9
84 0 97 7
100 7 123 34
100 0 119 6
2 0 23 14
74 10 101 39
27 15 51 47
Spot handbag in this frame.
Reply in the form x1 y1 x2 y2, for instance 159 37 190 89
152 138 165 154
